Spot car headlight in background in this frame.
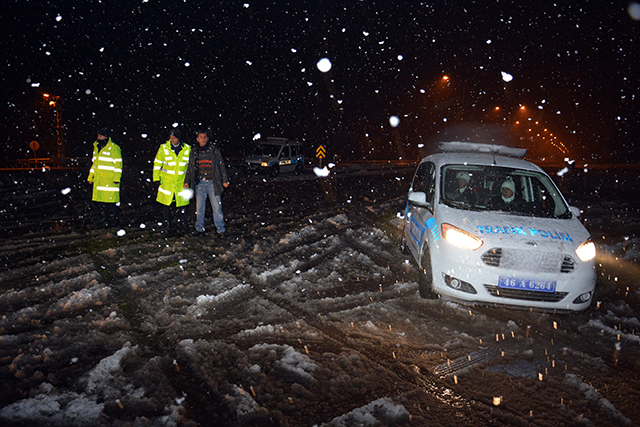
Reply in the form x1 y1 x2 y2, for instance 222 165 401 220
575 240 596 262
442 223 484 250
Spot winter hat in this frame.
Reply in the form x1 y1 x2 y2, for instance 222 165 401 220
501 180 516 203
501 180 516 193
456 171 470 184
97 128 110 138
169 128 182 140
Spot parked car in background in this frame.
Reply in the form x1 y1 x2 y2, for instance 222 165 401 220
403 141 597 312
244 137 305 177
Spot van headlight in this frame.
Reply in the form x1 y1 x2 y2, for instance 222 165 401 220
575 240 596 262
442 223 483 250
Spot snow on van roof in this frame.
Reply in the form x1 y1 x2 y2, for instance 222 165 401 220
438 141 527 158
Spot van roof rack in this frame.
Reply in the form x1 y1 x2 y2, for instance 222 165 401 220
438 141 527 158
264 137 301 145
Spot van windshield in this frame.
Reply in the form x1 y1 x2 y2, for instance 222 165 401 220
441 165 571 219
251 144 281 157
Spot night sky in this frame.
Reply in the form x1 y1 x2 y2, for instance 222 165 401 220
1 0 639 164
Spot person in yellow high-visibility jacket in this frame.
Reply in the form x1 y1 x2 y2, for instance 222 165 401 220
87 128 122 228
153 128 192 235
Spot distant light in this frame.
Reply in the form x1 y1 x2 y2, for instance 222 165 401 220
61 187 71 195
317 58 332 73
172 122 179 128
501 71 513 82
185 62 190 67
253 133 261 141
486 39 492 44
442 75 449 81
56 15 62 22
31 83 41 87
389 116 400 127
142 133 148 138
140 223 146 229
85 89 91 94
397 55 403 61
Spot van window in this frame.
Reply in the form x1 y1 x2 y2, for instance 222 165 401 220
411 162 436 204
440 164 570 218
252 144 281 157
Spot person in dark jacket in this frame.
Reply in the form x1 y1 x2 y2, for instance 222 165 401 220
448 171 477 205
489 179 525 212
184 129 229 237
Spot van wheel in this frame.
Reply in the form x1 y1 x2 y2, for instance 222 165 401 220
270 166 279 177
294 163 304 175
418 249 436 299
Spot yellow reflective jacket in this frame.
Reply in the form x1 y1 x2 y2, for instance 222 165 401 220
153 141 191 207
87 138 122 203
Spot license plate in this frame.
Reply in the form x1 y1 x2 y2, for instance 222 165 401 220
498 276 556 293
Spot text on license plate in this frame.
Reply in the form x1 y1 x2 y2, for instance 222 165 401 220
498 276 557 293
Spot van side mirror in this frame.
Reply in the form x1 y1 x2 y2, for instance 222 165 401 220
569 206 581 219
408 191 431 208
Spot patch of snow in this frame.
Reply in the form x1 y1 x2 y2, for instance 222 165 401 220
323 397 410 426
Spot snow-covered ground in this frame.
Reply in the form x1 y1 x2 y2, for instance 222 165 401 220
0 166 639 426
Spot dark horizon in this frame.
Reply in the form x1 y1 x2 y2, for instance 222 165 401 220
2 1 639 165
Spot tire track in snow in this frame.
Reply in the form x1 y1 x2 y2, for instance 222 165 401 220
212 214 501 423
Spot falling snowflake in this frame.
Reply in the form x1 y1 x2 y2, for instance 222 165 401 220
317 58 332 73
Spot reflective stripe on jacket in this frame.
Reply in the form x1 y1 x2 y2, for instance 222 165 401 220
153 141 192 207
87 138 122 203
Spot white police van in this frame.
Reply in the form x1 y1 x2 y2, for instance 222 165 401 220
244 137 305 177
403 141 596 312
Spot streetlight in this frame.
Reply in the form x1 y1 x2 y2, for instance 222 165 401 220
42 93 64 159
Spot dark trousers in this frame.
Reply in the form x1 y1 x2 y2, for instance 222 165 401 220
97 202 120 227
162 204 188 231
